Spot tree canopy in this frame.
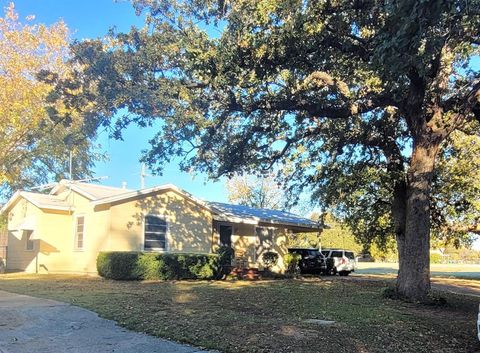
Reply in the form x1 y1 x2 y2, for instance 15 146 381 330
0 3 101 197
50 0 480 301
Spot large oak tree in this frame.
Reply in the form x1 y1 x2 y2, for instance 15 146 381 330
52 0 480 301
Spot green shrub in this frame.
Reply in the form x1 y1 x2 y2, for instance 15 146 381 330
97 252 140 280
97 252 219 281
216 246 234 267
134 253 165 280
262 251 279 270
283 253 301 275
214 246 234 278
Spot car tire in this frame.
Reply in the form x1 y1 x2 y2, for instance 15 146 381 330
339 271 350 276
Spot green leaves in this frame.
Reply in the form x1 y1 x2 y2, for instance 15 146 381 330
48 0 480 250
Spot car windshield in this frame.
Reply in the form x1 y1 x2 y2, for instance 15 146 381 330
331 251 343 257
345 252 355 259
308 250 320 256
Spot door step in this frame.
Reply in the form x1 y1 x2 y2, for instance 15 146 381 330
230 267 261 280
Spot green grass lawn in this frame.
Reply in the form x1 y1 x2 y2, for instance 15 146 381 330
0 274 478 353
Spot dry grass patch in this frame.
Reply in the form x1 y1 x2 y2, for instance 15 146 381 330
0 274 478 353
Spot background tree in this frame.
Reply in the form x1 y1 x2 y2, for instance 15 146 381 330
51 0 480 301
292 212 363 253
0 3 100 197
430 129 480 246
225 174 284 209
336 129 480 259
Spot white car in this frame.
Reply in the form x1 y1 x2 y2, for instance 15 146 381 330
321 248 357 276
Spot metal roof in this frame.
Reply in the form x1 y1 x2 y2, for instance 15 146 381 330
21 192 71 209
207 202 321 229
1 191 73 213
50 180 132 200
2 181 323 231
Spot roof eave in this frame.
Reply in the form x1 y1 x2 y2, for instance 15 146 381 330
0 191 74 215
258 219 323 231
37 205 74 212
212 214 325 231
212 214 259 225
91 184 216 213
0 190 21 215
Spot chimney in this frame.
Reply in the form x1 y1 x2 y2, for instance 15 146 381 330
121 181 127 189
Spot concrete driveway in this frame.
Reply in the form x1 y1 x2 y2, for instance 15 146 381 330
0 290 215 353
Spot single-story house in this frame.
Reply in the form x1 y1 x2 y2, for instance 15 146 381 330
1 180 322 274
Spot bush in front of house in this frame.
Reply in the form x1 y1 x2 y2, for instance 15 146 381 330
283 252 301 276
262 251 279 270
214 245 235 278
97 251 220 280
97 251 140 280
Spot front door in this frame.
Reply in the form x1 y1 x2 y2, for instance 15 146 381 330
219 225 232 247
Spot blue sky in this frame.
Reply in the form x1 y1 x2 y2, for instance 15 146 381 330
4 0 228 201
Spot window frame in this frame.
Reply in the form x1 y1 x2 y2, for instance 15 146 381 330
73 214 86 251
25 230 34 251
142 214 168 252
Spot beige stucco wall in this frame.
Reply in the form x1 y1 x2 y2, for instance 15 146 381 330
214 222 289 271
38 191 111 273
6 190 110 274
6 198 43 272
106 190 214 253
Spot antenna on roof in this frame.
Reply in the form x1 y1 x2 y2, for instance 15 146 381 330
140 163 151 189
69 151 73 181
29 176 109 193
67 176 109 184
29 182 58 191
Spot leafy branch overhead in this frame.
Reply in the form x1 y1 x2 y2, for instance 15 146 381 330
49 0 480 301
53 1 479 172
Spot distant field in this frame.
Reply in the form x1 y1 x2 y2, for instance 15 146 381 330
356 262 480 280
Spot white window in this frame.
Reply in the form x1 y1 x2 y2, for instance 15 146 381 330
74 216 85 250
144 215 167 251
25 230 34 251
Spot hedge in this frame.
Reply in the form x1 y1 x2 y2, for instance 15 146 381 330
97 251 221 280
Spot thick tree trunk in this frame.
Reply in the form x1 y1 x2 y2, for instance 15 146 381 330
391 179 407 282
396 137 440 301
